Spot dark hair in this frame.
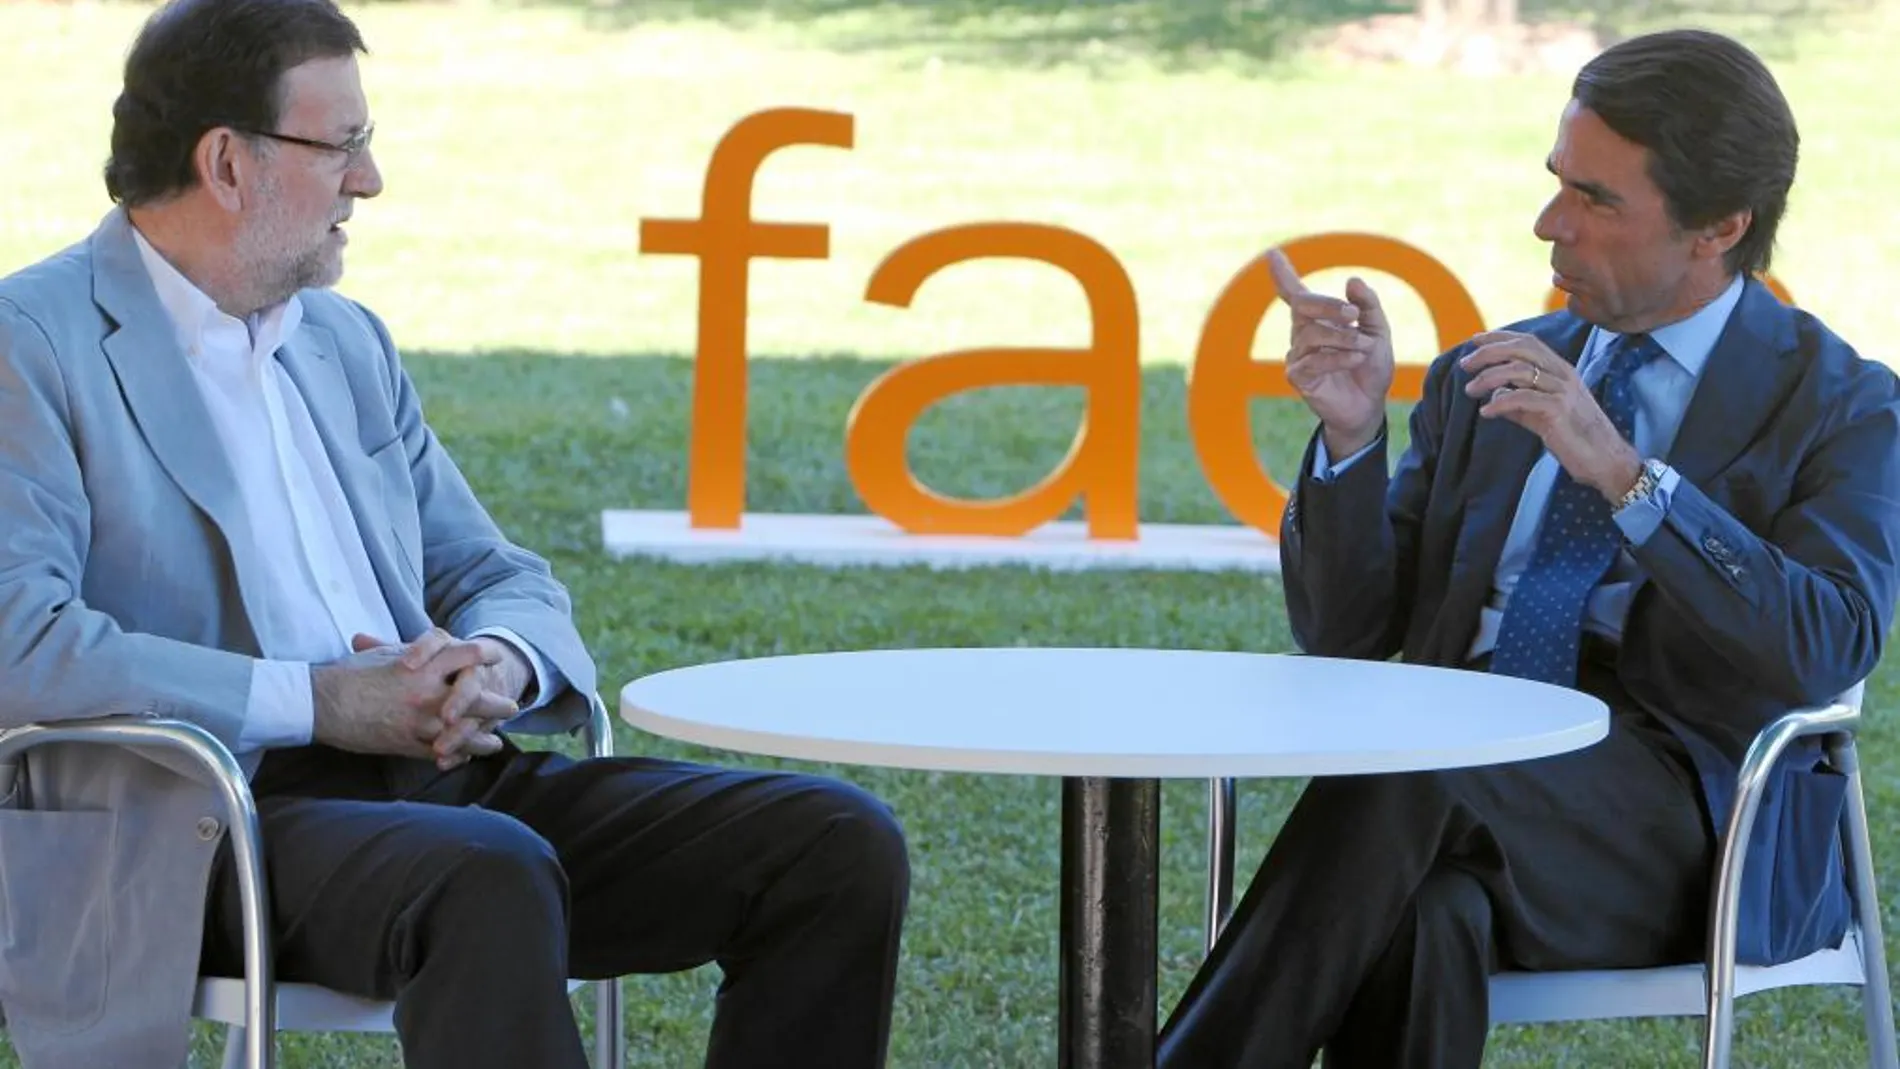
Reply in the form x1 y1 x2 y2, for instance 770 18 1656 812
1572 29 1798 276
104 0 367 207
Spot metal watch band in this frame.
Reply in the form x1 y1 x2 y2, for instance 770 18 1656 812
1616 458 1664 512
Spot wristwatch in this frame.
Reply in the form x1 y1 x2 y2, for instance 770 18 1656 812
1615 457 1668 513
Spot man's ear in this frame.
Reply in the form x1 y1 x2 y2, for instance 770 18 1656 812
194 128 253 212
1695 208 1752 263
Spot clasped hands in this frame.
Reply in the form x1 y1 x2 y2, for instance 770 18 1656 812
1267 247 1643 504
311 627 530 771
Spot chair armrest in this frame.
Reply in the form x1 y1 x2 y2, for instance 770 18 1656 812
0 715 253 803
496 690 615 761
1706 689 1863 999
582 691 614 760
0 717 278 1063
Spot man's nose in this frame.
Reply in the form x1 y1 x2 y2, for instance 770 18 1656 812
346 149 384 199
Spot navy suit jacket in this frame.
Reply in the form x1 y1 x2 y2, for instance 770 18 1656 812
1280 277 1900 965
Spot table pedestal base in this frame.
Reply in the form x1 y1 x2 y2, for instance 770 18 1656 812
1059 776 1161 1069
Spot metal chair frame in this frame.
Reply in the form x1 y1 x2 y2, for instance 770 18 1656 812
0 695 628 1069
1202 687 1897 1068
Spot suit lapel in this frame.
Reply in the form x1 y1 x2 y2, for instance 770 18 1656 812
1664 279 1804 484
273 328 426 631
91 212 271 626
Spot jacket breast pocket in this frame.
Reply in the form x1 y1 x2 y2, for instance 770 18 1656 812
0 808 118 1036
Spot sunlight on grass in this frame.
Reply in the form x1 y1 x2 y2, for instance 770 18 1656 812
4 1 1897 372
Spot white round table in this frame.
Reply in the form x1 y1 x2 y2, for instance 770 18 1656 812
620 647 1608 1069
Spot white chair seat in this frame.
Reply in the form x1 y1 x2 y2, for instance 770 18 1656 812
193 977 590 1033
1490 925 1868 1025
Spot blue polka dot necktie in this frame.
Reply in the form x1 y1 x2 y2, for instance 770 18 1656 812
1489 332 1664 687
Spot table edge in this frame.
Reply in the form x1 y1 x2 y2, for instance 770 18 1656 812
618 698 1612 779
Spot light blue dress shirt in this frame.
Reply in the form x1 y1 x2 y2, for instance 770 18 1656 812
1309 273 1744 659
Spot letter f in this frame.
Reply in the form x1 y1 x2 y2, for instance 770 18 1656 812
641 108 854 528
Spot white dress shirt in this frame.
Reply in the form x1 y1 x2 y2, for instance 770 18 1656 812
131 228 560 753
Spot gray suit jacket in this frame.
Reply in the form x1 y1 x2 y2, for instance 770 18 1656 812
0 209 598 1068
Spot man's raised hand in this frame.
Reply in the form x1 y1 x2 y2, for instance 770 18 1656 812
1267 247 1396 457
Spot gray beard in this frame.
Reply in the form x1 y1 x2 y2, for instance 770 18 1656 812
247 246 336 313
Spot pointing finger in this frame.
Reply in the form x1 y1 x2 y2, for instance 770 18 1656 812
1264 247 1309 299
1267 250 1361 327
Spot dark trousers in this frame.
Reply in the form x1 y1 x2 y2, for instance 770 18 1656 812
199 737 910 1069
1157 641 1714 1069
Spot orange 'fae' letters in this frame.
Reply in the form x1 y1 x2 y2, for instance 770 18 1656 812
644 108 1794 541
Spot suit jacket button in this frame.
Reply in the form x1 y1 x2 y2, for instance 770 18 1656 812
196 817 222 841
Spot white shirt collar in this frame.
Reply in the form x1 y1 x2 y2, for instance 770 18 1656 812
128 222 304 369
1591 272 1744 379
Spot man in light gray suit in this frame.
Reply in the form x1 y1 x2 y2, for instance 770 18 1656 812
0 2 910 1067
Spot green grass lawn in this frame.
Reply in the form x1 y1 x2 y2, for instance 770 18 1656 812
4 0 1900 1064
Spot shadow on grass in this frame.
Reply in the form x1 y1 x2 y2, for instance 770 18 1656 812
506 0 1866 69
397 347 1365 559
1523 0 1870 57
520 0 1407 70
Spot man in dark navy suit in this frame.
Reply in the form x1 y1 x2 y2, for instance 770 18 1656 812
1157 27 1900 1069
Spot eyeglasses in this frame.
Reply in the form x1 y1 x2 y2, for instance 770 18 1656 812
238 122 375 168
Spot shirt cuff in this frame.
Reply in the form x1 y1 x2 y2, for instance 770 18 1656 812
1612 462 1679 547
1310 432 1384 484
469 626 566 713
237 659 315 753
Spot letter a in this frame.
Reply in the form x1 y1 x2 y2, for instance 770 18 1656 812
851 223 1140 539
